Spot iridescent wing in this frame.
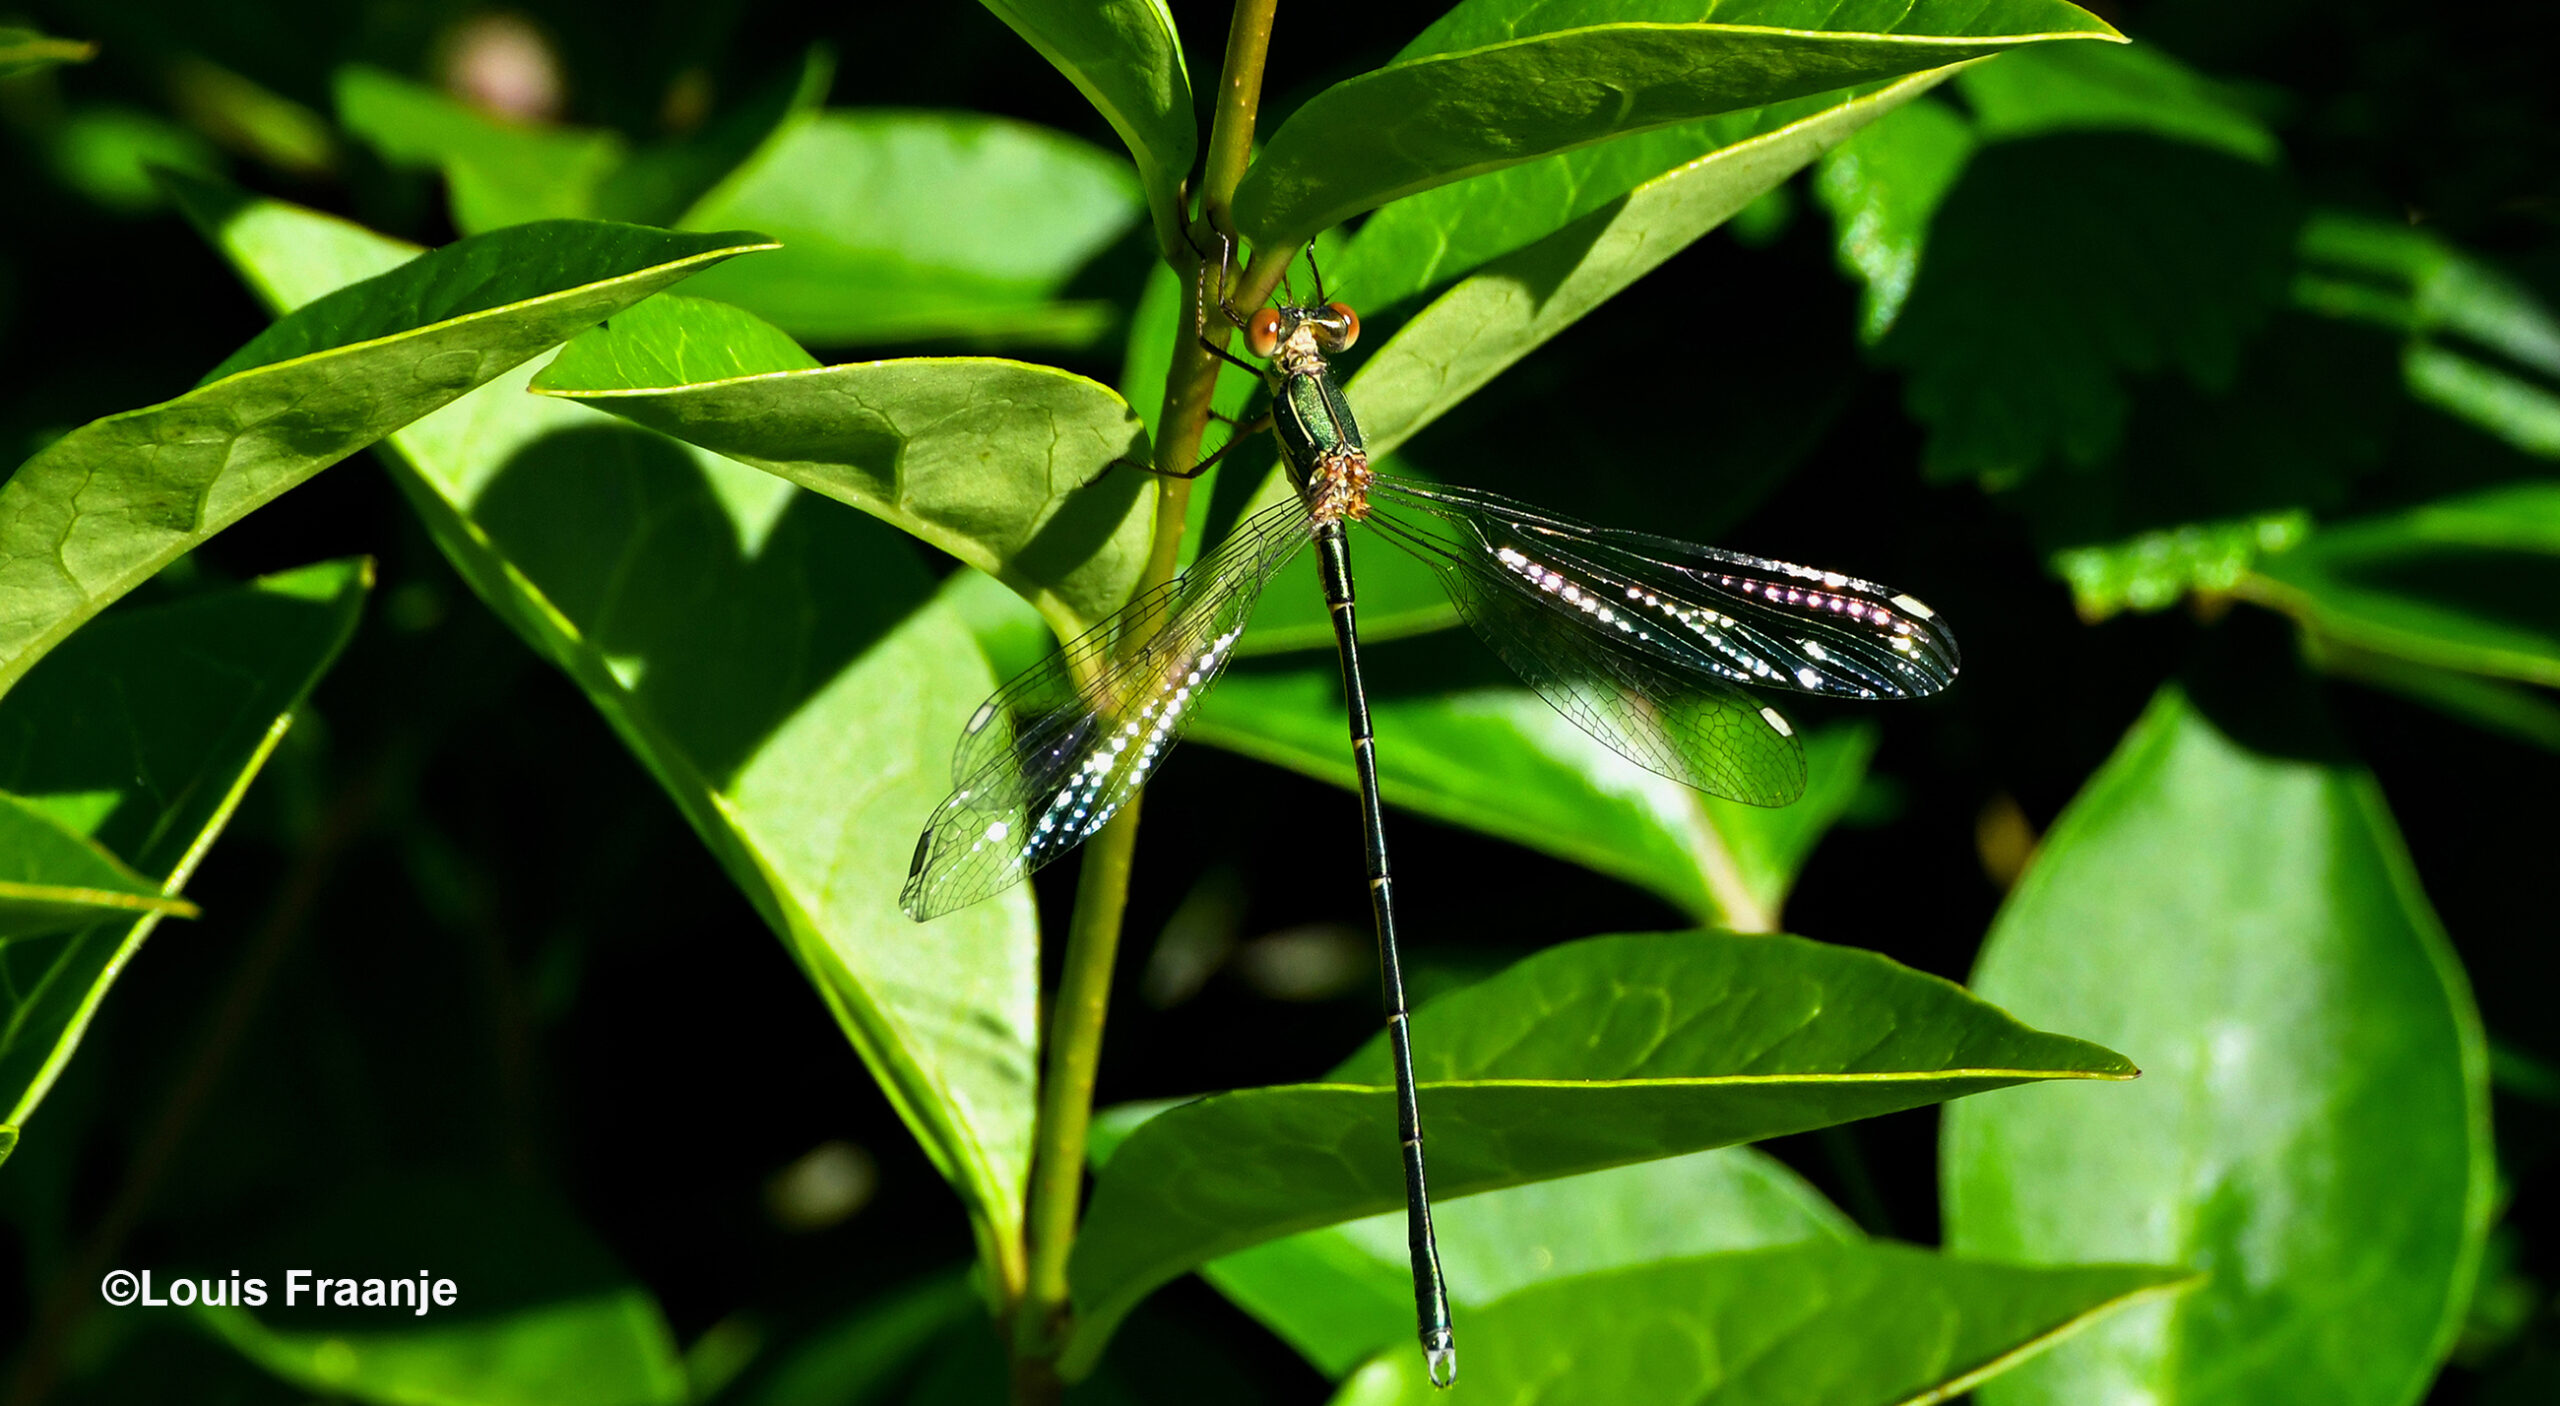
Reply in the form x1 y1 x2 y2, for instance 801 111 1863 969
1366 476 1961 806
903 497 1315 920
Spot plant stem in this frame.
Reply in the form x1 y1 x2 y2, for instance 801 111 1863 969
1007 6 1282 1401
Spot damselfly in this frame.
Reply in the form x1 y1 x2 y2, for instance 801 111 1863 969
902 245 1962 1387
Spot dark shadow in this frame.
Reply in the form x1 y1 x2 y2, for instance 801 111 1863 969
2184 607 2353 765
2325 546 2560 646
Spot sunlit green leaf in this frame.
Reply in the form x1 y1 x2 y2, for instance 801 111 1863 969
532 293 1154 639
977 0 1193 259
1208 1147 1856 1378
2242 483 2560 687
0 182 768 698
1233 0 2121 249
199 1175 686 1406
186 191 1041 1306
2053 510 2309 621
677 110 1143 348
1334 1244 2189 1405
1065 929 2131 1375
1345 68 1962 462
1193 660 1874 927
0 791 196 940
0 559 366 1155
1945 683 2491 1406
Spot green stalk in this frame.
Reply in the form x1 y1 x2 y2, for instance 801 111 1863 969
1008 5 1281 1401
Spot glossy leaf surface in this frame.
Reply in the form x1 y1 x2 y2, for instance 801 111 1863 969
1945 685 2491 1406
1332 1244 2187 1406
1232 0 2121 248
1209 1146 1855 1378
976 0 1193 257
0 559 366 1153
0 189 768 696
678 110 1143 348
188 193 1042 1298
1194 665 1874 928
532 293 1154 639
1812 95 1977 342
1066 929 2131 1375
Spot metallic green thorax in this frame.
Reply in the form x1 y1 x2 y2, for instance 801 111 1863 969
1269 358 1365 470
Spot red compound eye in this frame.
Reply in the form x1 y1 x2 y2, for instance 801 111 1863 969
1320 302 1361 351
1244 309 1284 359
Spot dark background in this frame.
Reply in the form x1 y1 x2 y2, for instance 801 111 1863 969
1 1 2553 1401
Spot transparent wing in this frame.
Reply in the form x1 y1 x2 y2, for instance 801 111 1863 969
1371 476 1960 701
903 497 1315 920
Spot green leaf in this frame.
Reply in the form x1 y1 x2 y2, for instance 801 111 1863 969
1344 67 1963 462
1232 0 2120 249
1813 95 1977 342
977 0 1194 260
2292 212 2560 460
186 192 1041 1304
2242 483 2560 687
722 1272 979 1406
1330 1244 2190 1406
1206 1146 1856 1378
0 791 197 940
1954 38 2280 163
531 293 1154 639
1064 929 2132 1375
198 1175 686 1406
0 185 770 698
2301 635 2560 755
1876 134 2298 485
1944 683 2492 1406
597 48 835 228
1192 661 1874 927
676 110 1143 348
2053 510 2310 621
0 25 97 78
335 66 628 233
0 559 367 1154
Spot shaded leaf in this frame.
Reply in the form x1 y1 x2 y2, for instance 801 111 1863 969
1878 133 2297 485
0 184 769 696
1944 684 2491 1406
1233 0 2121 248
0 791 196 940
1812 95 1977 342
1206 1146 1856 1379
677 110 1143 348
0 559 366 1152
0 25 96 78
1193 662 1874 928
1065 929 2131 1375
335 65 627 233
1331 1244 2188 1406
2242 483 2560 687
1954 39 2279 163
720 1272 978 1406
531 293 1154 639
977 0 1193 259
187 192 1041 1304
199 1175 686 1406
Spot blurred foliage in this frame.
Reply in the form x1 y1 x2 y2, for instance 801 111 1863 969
0 1 2553 1404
